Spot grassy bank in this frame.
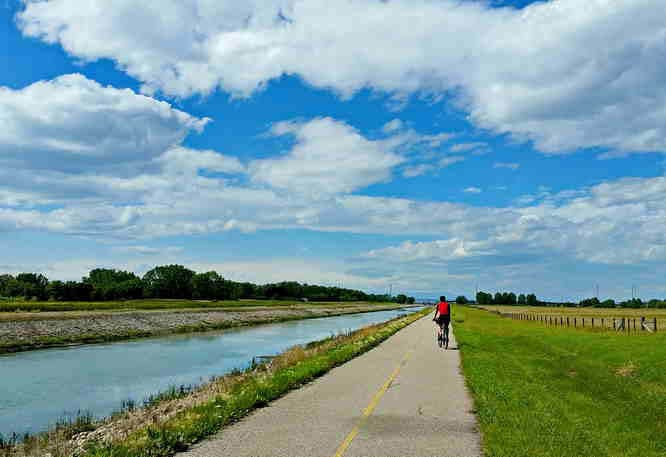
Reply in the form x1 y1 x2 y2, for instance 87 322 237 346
0 298 397 314
2 308 429 457
455 306 666 457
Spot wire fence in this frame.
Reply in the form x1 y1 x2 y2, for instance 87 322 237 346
492 311 659 334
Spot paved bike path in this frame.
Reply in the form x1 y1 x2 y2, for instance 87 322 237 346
180 315 481 457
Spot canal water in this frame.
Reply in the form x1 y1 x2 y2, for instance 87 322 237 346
0 307 420 436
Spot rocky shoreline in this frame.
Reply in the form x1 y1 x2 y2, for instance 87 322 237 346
0 304 403 354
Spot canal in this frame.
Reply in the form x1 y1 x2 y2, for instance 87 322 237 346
0 307 421 436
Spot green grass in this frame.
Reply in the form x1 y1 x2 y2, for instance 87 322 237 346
0 298 397 314
455 306 666 457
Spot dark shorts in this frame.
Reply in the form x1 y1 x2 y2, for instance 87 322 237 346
436 315 451 327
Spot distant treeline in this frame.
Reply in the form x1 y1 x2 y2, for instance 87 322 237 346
471 290 666 309
0 265 415 304
474 291 540 306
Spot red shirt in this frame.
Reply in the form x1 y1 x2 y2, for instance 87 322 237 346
437 301 450 315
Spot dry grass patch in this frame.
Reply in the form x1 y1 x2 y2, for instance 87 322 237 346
615 362 638 377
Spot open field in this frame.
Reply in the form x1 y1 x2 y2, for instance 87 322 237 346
455 306 666 457
479 304 666 317
478 305 666 330
0 301 406 354
1 308 430 457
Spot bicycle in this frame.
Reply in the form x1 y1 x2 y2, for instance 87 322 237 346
436 320 450 349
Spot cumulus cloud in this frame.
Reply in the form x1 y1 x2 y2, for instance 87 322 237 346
250 117 404 196
18 0 666 155
0 74 208 173
464 187 482 194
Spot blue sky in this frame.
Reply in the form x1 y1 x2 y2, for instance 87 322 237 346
1 0 665 300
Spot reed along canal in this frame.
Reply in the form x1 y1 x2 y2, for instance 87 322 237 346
0 307 420 436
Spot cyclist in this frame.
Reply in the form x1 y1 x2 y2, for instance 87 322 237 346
433 296 451 348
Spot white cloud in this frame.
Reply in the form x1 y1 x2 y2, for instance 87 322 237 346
439 156 465 167
493 162 520 170
3 168 666 271
464 187 482 194
250 117 404 196
359 174 666 268
402 164 434 178
160 147 245 175
189 259 390 290
113 245 183 256
402 155 463 178
450 142 488 154
19 0 666 155
1 76 665 279
366 239 493 262
0 74 208 173
382 119 403 133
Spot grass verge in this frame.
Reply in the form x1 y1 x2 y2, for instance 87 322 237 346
455 306 666 457
2 308 429 457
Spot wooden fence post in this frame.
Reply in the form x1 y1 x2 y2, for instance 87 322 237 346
654 317 658 333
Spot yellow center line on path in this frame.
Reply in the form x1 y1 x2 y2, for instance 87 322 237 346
332 349 413 457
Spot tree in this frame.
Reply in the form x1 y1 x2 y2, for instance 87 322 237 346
85 268 142 300
46 280 66 301
407 296 416 304
192 271 223 300
525 293 538 306
455 295 468 304
476 291 493 305
13 273 49 300
579 297 600 307
517 294 526 305
600 299 616 308
142 265 195 298
0 274 13 297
